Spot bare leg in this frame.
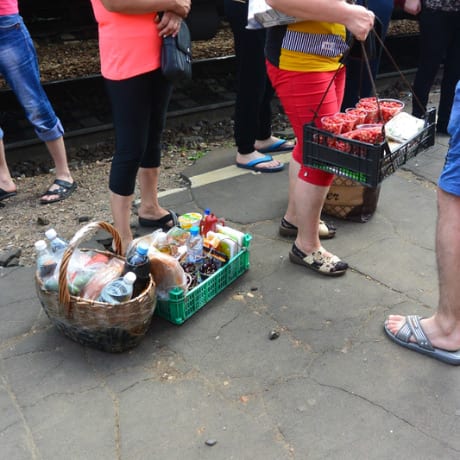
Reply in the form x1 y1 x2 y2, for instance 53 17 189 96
386 188 460 351
40 137 75 202
0 139 16 193
110 191 134 255
294 178 329 255
283 159 300 224
137 167 172 222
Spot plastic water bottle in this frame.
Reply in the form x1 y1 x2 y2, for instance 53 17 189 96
124 242 150 298
98 272 136 304
187 226 203 263
35 240 58 280
45 228 68 253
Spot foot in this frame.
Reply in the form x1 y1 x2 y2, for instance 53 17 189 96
138 208 178 230
279 217 336 239
289 242 348 276
0 178 17 200
254 136 295 153
385 314 460 352
39 177 76 204
236 151 283 171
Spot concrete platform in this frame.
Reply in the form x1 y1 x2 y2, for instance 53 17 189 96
2 103 459 459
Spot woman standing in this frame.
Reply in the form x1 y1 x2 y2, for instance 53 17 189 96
265 0 374 276
404 0 460 134
89 0 190 253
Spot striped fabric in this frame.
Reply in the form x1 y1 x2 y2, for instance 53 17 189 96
281 30 348 58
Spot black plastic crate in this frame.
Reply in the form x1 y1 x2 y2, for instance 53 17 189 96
303 108 436 187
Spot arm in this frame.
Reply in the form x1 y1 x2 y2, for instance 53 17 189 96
266 0 375 41
99 0 190 18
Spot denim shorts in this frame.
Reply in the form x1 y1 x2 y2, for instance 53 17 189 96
0 14 63 141
438 81 460 197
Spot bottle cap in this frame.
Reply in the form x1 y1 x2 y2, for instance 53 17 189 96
190 226 199 236
35 240 47 251
45 228 57 240
136 243 149 255
123 272 137 284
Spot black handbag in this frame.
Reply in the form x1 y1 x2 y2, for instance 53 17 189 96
161 20 192 83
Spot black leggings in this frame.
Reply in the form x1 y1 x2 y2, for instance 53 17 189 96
105 69 172 196
224 0 274 154
412 8 460 126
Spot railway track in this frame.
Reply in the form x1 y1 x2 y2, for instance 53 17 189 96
1 31 419 161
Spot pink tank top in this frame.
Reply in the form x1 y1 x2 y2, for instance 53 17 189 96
90 0 162 80
0 0 19 16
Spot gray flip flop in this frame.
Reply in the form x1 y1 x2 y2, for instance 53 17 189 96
384 315 460 365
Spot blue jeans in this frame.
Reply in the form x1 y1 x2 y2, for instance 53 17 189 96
0 14 63 141
438 80 460 196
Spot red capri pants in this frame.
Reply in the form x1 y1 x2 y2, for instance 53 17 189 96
266 61 345 186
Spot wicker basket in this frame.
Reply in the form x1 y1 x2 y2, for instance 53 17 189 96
35 221 156 353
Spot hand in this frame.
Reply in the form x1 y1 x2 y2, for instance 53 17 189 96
403 0 422 16
155 11 183 38
170 0 191 19
344 5 375 42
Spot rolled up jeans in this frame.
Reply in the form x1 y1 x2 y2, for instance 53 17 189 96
0 14 63 141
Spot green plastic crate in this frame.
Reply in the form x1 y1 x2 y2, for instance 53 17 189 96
155 234 252 325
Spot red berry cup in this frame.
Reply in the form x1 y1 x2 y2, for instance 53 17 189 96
356 101 379 123
332 112 357 133
378 98 405 123
345 108 367 127
321 115 343 135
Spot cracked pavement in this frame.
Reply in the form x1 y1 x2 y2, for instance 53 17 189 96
2 95 460 459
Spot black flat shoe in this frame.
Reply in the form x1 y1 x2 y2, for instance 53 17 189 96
138 209 178 230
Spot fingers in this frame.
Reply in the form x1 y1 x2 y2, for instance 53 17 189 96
157 16 182 38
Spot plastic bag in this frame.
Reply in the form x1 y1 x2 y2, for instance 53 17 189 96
148 250 188 300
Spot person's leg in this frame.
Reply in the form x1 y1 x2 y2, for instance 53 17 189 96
137 70 176 226
224 0 283 170
267 63 348 274
105 72 156 252
0 15 74 202
0 134 16 195
411 9 448 118
385 80 460 352
386 189 460 351
436 11 460 133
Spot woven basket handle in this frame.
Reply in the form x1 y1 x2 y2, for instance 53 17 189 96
58 221 123 307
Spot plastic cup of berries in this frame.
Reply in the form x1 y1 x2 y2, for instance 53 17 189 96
345 107 368 127
378 98 405 123
332 112 357 133
356 101 379 123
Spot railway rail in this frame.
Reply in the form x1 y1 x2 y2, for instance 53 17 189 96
1 23 420 161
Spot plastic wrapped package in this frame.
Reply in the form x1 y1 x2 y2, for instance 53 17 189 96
148 249 188 300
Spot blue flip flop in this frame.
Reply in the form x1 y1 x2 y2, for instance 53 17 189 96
236 154 285 173
258 139 295 154
384 315 460 365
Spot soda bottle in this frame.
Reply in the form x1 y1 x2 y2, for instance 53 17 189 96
124 242 150 298
35 240 58 281
200 208 219 235
45 228 68 253
187 226 204 264
98 272 136 304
